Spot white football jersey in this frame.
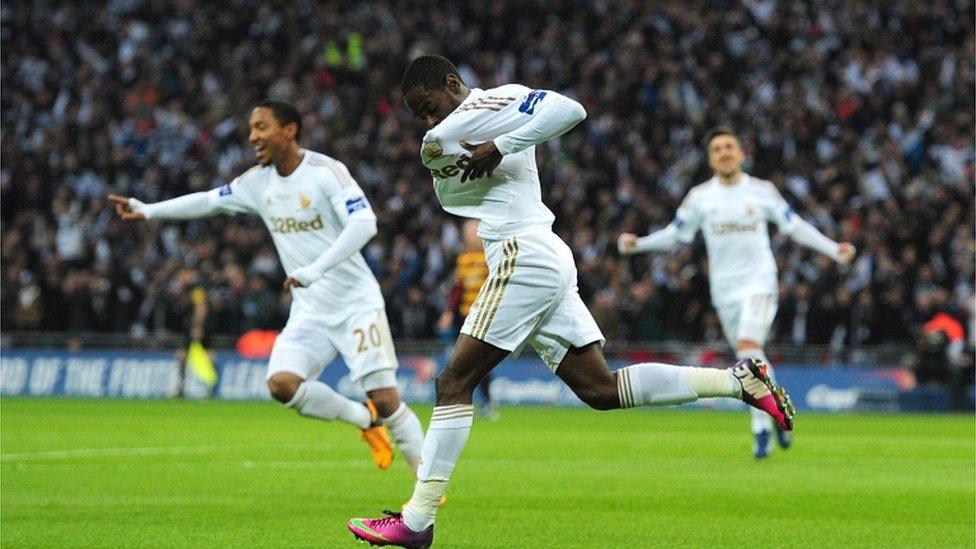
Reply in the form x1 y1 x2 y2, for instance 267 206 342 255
207 150 384 319
672 174 799 301
419 84 557 239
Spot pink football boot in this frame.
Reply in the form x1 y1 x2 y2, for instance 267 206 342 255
730 358 796 431
348 510 433 548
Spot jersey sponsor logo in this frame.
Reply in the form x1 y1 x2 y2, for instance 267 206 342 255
429 156 487 180
218 183 233 196
518 90 547 115
709 220 760 235
269 214 324 234
345 196 368 215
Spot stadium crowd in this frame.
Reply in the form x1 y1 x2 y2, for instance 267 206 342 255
2 1 974 357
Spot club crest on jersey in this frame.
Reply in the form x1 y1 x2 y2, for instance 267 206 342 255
299 193 312 210
518 90 547 115
746 204 755 216
422 140 443 161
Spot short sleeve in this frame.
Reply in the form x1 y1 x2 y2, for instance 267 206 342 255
322 160 376 225
672 192 703 243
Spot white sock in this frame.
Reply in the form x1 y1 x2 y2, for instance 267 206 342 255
737 349 774 434
402 404 473 532
383 402 424 472
285 381 371 429
616 362 739 408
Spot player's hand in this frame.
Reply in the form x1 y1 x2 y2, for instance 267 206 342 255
282 277 303 292
617 233 638 255
107 194 147 221
459 140 503 183
837 242 856 264
283 265 323 291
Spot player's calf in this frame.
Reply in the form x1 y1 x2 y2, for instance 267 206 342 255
573 382 619 410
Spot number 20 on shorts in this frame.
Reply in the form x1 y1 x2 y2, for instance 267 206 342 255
353 323 382 353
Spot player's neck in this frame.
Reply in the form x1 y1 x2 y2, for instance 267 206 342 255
274 145 305 177
451 86 471 109
716 171 745 186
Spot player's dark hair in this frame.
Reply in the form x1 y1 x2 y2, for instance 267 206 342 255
256 99 302 141
703 126 737 148
401 55 462 95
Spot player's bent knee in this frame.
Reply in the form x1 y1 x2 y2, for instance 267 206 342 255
267 373 303 404
577 386 619 411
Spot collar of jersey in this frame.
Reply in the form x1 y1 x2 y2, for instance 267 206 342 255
712 172 750 188
271 149 309 181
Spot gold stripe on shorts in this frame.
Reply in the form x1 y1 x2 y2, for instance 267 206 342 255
470 237 519 340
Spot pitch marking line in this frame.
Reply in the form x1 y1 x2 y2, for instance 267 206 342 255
0 443 325 462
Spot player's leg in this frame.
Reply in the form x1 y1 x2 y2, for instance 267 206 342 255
350 334 508 545
399 335 509 526
737 340 774 457
317 311 427 473
265 317 372 429
718 294 771 457
554 342 743 409
735 292 789 457
537 291 793 426
349 309 426 473
553 341 794 430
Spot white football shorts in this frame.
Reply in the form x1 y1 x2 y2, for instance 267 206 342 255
460 229 605 372
267 306 398 391
714 290 779 348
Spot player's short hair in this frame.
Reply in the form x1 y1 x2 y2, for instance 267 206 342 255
256 99 302 141
401 55 461 95
703 126 737 148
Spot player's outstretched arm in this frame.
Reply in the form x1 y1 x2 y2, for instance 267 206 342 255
107 191 219 221
787 217 856 264
618 224 683 255
283 217 378 290
107 194 147 221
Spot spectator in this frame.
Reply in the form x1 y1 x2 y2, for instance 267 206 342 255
0 0 972 353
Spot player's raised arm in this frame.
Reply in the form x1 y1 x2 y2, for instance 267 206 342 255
283 161 378 290
764 187 856 264
459 89 586 183
492 89 586 155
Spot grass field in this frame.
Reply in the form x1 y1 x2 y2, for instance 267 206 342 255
1 398 973 548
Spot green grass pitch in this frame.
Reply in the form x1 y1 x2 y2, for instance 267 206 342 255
1 398 973 548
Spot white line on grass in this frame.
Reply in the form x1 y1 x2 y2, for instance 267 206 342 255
0 443 325 462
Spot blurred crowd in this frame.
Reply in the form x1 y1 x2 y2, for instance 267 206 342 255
2 1 974 357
